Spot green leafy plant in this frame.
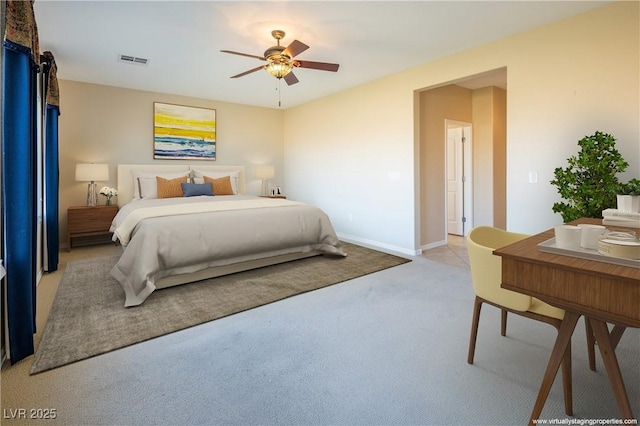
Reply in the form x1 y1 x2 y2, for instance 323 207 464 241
618 178 640 195
550 131 629 222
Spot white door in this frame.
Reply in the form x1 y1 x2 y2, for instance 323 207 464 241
446 121 473 236
447 127 464 235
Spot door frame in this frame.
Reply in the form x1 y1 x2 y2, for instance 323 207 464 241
445 119 473 237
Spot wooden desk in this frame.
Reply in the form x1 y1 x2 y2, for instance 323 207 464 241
494 218 639 425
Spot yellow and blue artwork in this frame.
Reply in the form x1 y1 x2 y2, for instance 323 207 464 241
154 102 216 160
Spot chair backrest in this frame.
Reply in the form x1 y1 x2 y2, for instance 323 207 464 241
467 226 532 312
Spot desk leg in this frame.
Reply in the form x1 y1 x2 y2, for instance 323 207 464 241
589 319 633 420
585 319 596 371
528 311 580 426
609 325 625 350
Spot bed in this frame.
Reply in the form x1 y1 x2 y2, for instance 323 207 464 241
110 164 346 307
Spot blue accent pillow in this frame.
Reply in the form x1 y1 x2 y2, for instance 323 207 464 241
181 182 214 197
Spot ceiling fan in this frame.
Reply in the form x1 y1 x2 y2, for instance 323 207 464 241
221 30 340 86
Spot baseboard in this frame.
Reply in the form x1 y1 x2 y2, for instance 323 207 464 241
337 233 420 257
421 240 447 251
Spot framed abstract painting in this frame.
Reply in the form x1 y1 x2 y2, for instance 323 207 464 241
153 102 216 160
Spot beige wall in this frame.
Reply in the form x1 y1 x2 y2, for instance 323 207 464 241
284 1 639 253
58 80 284 246
492 88 507 229
472 86 507 230
418 85 506 247
419 85 472 246
283 77 417 254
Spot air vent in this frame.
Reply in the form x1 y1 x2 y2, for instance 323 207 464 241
118 54 149 66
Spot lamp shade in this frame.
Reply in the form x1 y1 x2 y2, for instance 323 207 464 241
255 166 275 180
75 163 109 182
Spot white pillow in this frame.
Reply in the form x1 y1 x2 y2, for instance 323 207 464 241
191 169 240 195
131 170 191 199
137 177 158 199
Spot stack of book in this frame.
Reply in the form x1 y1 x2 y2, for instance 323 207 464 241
602 208 640 228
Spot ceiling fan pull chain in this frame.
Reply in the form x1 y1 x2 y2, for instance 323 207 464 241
277 78 282 107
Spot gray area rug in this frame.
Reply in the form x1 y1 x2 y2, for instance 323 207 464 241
31 242 410 374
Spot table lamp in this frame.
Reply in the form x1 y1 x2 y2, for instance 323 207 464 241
75 163 109 207
255 166 275 196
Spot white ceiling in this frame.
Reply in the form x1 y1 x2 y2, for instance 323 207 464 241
34 1 611 109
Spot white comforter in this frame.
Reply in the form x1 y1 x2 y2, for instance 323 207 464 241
110 195 346 307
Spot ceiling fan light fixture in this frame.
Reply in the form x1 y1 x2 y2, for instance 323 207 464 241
265 60 293 79
265 51 293 79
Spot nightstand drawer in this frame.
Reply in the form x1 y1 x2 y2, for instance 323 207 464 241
67 205 119 251
68 205 118 233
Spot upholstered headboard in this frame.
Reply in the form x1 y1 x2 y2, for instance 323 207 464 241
117 164 246 206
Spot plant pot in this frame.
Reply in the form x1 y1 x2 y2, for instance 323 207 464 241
616 194 640 212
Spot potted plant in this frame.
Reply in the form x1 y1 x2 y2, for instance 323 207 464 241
617 178 640 212
550 131 629 223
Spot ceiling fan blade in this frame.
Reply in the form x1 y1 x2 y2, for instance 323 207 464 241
283 40 309 58
221 50 266 61
294 60 339 72
283 71 299 86
230 65 266 78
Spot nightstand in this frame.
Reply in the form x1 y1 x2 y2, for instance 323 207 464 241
67 205 119 251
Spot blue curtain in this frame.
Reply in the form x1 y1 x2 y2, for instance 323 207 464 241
2 44 38 363
43 54 60 273
43 104 59 272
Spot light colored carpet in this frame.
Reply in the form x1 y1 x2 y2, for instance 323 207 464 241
3 247 638 425
31 242 410 374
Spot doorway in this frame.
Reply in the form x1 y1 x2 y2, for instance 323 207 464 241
417 67 506 251
446 120 472 236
